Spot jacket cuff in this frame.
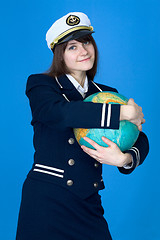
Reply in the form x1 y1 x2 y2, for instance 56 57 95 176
118 147 140 174
104 104 120 129
123 155 134 169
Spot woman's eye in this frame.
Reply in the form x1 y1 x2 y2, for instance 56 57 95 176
84 41 90 45
68 45 76 50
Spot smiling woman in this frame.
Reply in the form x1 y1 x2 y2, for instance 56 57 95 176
63 39 95 86
47 34 98 82
16 11 149 240
64 40 95 87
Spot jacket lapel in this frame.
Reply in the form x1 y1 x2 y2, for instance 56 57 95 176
85 80 101 98
57 75 83 101
57 75 101 101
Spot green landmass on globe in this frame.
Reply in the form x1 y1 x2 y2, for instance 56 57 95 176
73 91 139 152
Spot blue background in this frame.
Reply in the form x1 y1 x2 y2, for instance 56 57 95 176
0 0 159 239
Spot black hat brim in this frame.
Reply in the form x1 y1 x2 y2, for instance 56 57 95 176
58 29 94 45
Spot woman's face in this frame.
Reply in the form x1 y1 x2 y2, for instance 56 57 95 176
63 39 95 76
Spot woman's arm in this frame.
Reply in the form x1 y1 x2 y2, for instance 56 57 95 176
26 75 120 129
26 74 145 131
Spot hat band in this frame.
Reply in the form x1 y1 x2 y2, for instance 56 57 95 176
50 26 93 49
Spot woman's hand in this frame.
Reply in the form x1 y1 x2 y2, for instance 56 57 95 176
81 136 133 167
120 98 145 131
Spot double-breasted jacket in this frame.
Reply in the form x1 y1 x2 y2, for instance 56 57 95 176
25 73 149 199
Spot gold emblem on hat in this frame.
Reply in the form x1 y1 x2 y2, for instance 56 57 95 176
66 15 80 26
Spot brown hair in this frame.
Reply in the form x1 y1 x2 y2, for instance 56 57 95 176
45 35 98 80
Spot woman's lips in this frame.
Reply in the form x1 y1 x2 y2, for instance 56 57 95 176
79 57 91 62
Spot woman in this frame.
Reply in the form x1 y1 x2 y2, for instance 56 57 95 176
16 12 149 240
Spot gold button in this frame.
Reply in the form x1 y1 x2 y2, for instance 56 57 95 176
67 180 73 186
68 159 75 166
68 138 75 144
94 162 99 168
93 182 98 188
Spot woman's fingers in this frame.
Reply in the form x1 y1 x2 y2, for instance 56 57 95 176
83 136 101 151
101 136 114 146
83 136 116 150
81 137 104 161
128 98 135 104
142 118 146 124
126 98 146 128
81 136 126 166
81 145 101 160
138 124 142 131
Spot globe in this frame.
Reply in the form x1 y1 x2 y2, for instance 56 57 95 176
73 91 139 152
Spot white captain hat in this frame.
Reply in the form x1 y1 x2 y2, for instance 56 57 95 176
46 12 94 51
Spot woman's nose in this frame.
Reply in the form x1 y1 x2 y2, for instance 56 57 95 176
79 45 88 55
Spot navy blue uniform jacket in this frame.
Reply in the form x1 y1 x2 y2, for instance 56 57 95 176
25 74 149 199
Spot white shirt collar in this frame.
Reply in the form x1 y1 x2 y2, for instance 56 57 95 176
66 74 88 98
